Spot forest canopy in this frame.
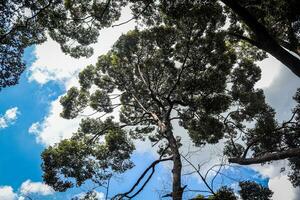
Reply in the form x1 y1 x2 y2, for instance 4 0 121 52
0 0 299 199
1 0 300 89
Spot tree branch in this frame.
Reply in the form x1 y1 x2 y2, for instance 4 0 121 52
229 148 300 165
112 157 172 199
111 1 152 27
0 0 53 42
221 0 300 77
181 154 215 195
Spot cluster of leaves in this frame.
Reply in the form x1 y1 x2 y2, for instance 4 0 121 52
227 0 300 53
194 181 273 200
42 117 134 191
0 0 48 88
2 0 300 90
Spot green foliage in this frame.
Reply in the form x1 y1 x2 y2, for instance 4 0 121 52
0 0 47 89
42 118 134 191
2 0 299 90
42 11 268 195
193 181 272 200
211 187 237 200
31 0 300 197
239 181 273 200
226 0 300 52
71 190 101 200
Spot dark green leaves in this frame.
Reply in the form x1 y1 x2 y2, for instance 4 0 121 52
90 90 113 113
60 87 89 119
42 118 134 191
239 181 273 200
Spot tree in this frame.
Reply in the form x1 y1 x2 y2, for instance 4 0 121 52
224 89 300 186
0 0 48 89
221 0 300 77
41 6 272 197
1 0 300 91
2 0 298 197
0 0 125 89
193 181 273 200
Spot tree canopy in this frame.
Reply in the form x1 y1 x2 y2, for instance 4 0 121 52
1 0 300 90
1 0 299 199
40 9 285 198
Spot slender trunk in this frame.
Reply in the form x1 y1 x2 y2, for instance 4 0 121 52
167 131 183 200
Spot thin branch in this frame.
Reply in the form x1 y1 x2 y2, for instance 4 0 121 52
181 154 215 195
112 1 152 27
1 0 53 42
112 157 172 199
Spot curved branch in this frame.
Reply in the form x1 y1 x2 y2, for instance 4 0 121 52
112 157 172 199
229 148 300 165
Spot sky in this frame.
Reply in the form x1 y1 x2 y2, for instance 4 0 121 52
0 10 300 200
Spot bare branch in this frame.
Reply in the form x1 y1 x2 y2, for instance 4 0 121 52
112 157 172 199
181 154 215 195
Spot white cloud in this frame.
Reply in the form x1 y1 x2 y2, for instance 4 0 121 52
20 180 54 196
0 181 54 200
28 7 135 86
28 97 81 146
255 55 281 88
269 175 300 200
27 8 135 146
0 107 20 129
0 186 17 200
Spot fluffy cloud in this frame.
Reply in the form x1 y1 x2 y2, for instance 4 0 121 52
255 54 281 88
28 97 81 146
269 175 300 200
0 107 20 129
0 186 17 200
20 180 54 196
0 181 54 200
28 7 135 86
27 8 135 146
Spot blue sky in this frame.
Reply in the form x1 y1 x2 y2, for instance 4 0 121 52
0 46 271 200
0 15 300 199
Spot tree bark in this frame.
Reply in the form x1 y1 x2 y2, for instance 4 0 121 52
229 148 300 165
167 130 184 200
221 0 300 77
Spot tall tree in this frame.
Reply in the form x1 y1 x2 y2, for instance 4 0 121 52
41 6 270 197
1 0 300 91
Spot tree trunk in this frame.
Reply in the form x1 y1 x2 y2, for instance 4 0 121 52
167 131 184 200
221 0 300 77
